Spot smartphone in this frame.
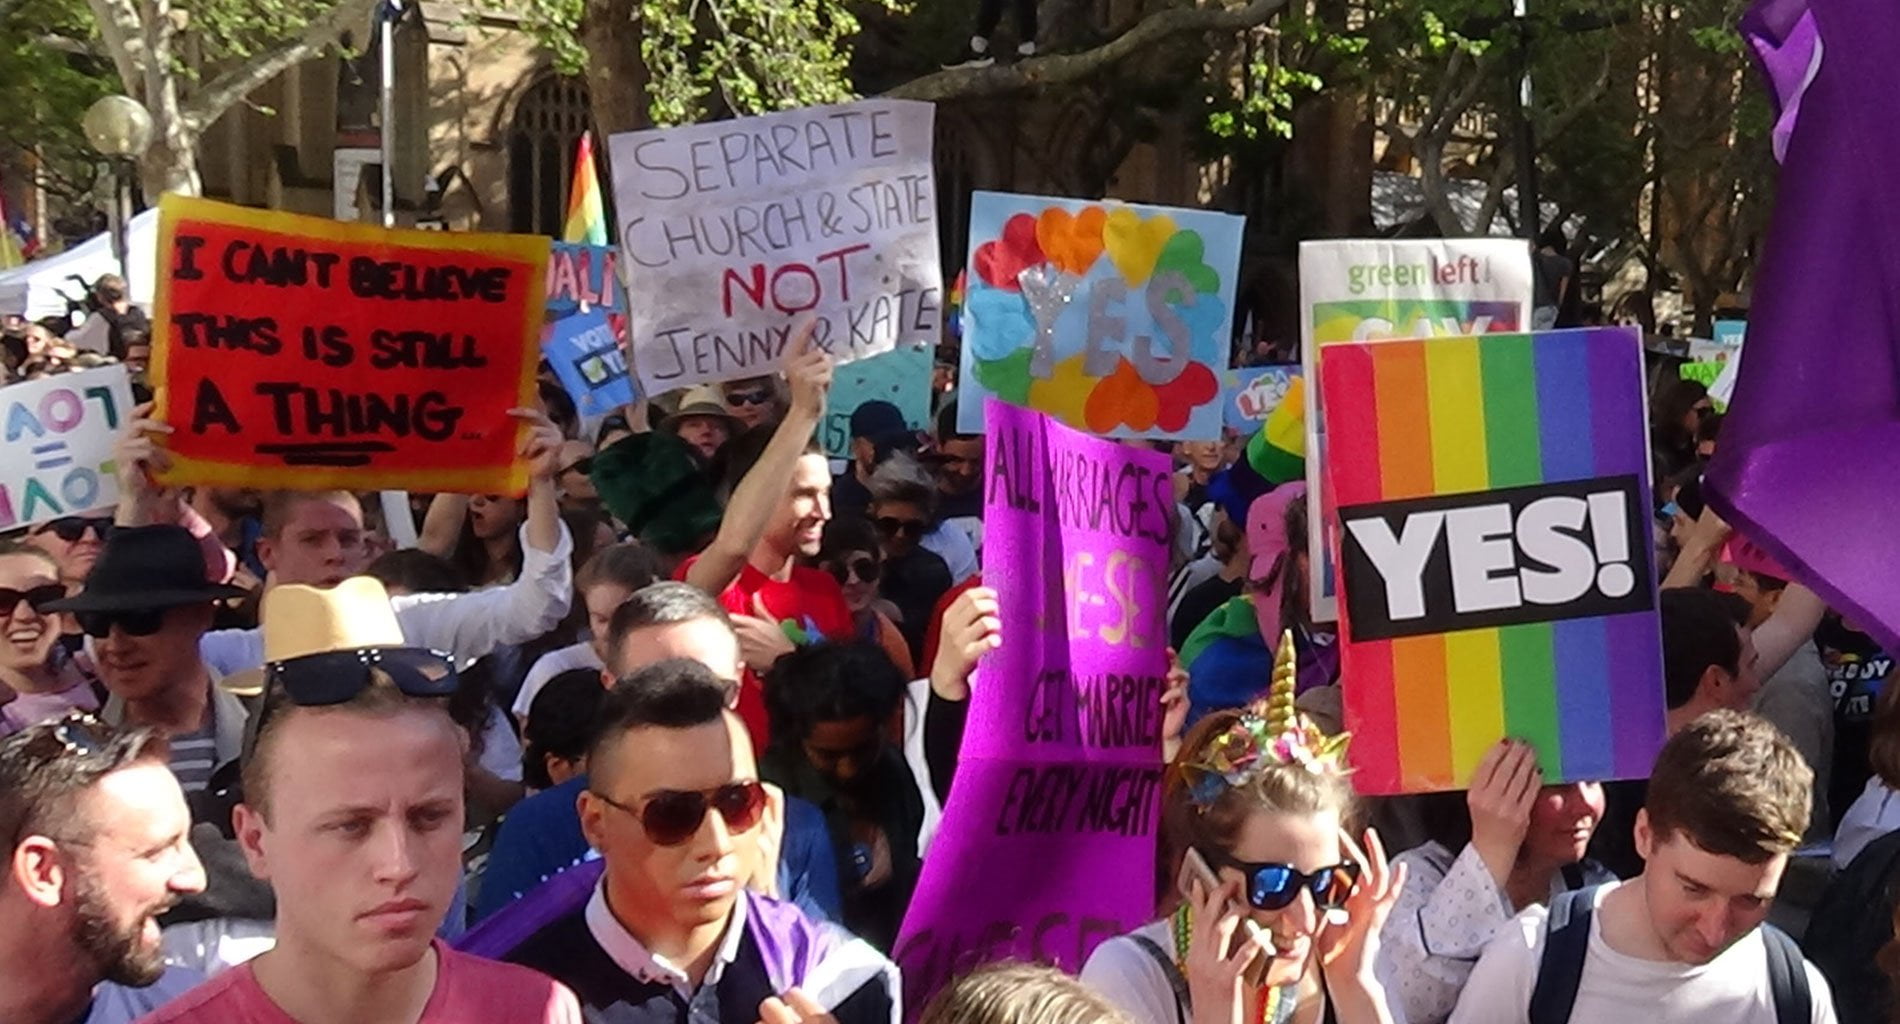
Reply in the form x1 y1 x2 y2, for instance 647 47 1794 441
1180 848 1272 947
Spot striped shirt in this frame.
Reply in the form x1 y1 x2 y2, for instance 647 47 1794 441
167 718 220 794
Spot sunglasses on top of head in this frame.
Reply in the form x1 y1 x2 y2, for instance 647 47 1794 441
265 647 459 707
591 780 767 847
1 584 67 615
1199 846 1361 912
36 516 113 543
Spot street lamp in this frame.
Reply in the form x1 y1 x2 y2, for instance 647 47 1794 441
82 95 153 284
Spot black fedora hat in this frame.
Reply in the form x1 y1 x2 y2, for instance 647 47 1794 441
43 524 247 613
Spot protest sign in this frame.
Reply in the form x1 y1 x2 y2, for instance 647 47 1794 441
821 343 931 457
1319 327 1665 795
1300 239 1534 622
894 400 1169 1012
607 99 941 395
150 194 548 494
545 242 621 318
543 243 638 420
0 365 133 530
1223 365 1301 434
956 192 1241 440
542 306 636 419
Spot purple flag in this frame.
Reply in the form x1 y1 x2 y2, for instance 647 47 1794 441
1706 0 1900 655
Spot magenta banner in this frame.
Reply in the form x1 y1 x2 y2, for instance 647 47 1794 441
892 399 1171 1015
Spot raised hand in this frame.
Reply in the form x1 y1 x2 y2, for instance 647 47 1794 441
1466 739 1541 884
508 406 565 481
782 318 833 420
928 585 1001 701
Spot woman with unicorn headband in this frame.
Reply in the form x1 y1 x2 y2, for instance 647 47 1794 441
1083 633 1405 1024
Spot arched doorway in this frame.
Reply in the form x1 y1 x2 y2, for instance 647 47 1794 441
506 75 592 236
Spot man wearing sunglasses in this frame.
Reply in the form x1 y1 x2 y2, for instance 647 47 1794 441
866 455 956 665
474 582 841 927
43 526 247 794
24 514 115 594
0 714 209 1024
503 658 896 1023
145 581 583 1022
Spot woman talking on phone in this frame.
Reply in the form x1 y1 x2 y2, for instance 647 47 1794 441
1082 635 1405 1024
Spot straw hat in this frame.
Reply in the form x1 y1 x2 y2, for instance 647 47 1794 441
220 577 405 696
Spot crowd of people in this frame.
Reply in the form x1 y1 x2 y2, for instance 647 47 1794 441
0 269 1896 1024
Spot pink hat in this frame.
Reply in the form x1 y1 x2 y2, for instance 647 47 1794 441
1247 481 1306 644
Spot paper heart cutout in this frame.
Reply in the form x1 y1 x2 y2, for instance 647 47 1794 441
1027 353 1097 429
973 214 1044 292
1102 209 1177 287
964 286 1036 362
1086 358 1161 434
1036 206 1107 277
1153 230 1220 297
1152 361 1219 433
974 348 1035 407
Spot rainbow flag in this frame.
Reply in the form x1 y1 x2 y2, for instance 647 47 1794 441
1319 328 1665 794
562 131 607 246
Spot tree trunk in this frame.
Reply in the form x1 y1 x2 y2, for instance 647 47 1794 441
141 119 202 197
581 0 649 140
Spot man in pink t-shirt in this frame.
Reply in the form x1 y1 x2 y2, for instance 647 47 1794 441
139 582 580 1023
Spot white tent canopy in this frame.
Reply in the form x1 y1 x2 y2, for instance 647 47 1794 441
0 209 158 321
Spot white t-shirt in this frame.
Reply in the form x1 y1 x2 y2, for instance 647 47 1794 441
1080 920 1186 1024
1832 776 1900 870
1448 881 1835 1024
510 641 605 720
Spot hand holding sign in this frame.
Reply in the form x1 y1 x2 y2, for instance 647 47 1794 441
783 318 833 421
927 585 1001 702
111 403 178 526
1466 739 1541 883
509 407 565 483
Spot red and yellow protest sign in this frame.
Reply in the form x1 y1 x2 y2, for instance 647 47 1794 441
151 195 550 494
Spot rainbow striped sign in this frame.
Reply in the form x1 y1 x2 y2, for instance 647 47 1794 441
1318 327 1665 794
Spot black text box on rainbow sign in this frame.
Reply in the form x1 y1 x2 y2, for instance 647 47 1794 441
1337 474 1654 642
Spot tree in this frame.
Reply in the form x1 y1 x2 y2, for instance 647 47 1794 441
52 0 380 196
0 0 116 223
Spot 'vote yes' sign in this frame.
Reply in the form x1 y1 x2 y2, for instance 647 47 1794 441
1319 328 1666 795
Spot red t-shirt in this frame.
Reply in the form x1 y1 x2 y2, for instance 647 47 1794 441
675 556 855 751
137 941 581 1023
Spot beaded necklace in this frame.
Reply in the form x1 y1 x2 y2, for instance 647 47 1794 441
1169 903 1296 1024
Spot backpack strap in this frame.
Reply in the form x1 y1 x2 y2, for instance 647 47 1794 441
1528 886 1600 1024
1129 934 1190 1024
1760 925 1812 1024
1560 862 1586 892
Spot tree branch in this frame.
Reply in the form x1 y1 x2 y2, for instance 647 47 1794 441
882 0 1291 102
83 0 146 95
180 0 379 131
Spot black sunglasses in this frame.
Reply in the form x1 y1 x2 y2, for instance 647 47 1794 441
824 556 881 585
36 516 113 543
0 584 67 614
875 516 927 540
265 647 459 707
1201 847 1361 912
725 389 772 407
75 607 169 638
560 456 594 477
592 780 767 847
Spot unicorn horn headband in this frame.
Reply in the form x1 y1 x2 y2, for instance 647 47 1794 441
1183 630 1351 807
